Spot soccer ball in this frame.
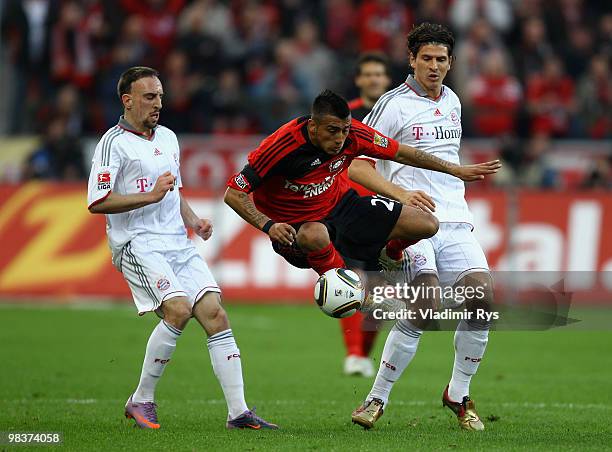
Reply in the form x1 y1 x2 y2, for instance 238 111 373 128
314 268 365 318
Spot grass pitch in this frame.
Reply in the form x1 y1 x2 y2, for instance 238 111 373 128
1 303 611 451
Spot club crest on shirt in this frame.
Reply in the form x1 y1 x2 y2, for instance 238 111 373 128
329 155 346 172
373 133 388 148
97 171 111 190
156 278 171 291
413 253 427 267
450 111 460 126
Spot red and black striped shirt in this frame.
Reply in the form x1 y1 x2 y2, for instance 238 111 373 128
228 116 399 223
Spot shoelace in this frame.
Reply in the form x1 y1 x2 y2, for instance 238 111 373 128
143 403 158 423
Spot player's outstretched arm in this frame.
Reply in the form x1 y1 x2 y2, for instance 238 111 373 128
89 171 175 214
348 159 435 212
224 187 296 245
394 144 501 182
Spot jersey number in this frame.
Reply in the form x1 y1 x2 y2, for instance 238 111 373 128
370 196 396 212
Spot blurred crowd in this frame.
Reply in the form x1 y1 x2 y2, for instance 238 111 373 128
1 0 610 186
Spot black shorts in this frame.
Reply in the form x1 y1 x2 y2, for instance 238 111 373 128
271 190 402 270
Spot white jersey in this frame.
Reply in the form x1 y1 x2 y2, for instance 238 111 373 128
87 117 185 264
364 75 473 225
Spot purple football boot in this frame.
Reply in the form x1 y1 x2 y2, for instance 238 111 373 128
124 395 160 429
226 408 279 430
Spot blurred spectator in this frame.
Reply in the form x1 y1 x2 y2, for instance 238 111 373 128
355 0 412 53
581 155 612 189
575 54 611 139
248 39 310 132
414 0 448 26
386 32 411 85
560 25 594 79
177 0 241 62
23 118 85 180
324 0 357 54
544 0 596 52
512 17 554 83
119 0 185 67
1 0 56 133
210 69 256 135
37 84 87 136
525 56 576 137
161 50 203 133
293 20 339 98
50 1 101 90
495 134 559 188
452 18 507 96
449 0 513 35
597 13 612 55
467 50 522 136
231 0 280 58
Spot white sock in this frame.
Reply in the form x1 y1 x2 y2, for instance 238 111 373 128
133 320 181 403
367 320 422 405
448 319 489 402
207 329 248 419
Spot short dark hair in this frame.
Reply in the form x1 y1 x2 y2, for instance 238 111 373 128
117 66 160 99
312 89 350 120
355 52 390 76
406 22 455 59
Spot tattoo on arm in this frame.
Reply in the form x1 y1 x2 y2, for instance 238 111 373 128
238 192 268 229
397 145 457 174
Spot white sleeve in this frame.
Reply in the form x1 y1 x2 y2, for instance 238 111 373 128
170 130 183 189
362 97 401 166
87 135 122 208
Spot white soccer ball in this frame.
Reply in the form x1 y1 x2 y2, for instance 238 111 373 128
314 268 365 318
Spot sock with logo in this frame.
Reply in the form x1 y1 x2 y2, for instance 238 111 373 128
306 242 346 275
448 319 489 402
367 320 422 405
207 329 249 419
133 320 181 403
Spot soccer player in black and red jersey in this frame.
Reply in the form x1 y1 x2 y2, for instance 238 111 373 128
224 90 499 306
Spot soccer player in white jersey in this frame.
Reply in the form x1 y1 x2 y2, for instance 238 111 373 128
349 23 497 431
87 66 277 430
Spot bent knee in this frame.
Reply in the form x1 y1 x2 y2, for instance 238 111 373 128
296 222 330 252
163 298 193 325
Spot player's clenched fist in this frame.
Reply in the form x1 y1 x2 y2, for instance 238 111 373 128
193 219 213 241
268 223 297 246
151 171 176 202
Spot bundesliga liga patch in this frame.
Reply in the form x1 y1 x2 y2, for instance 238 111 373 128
97 171 111 190
373 133 388 148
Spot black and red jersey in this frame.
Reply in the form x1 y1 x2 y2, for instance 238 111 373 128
347 97 371 122
227 116 399 224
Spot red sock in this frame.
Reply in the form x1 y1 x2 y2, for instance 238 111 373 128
340 312 365 357
385 239 417 261
306 242 346 275
362 329 379 356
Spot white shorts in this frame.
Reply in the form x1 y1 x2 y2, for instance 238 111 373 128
117 234 220 315
405 222 489 287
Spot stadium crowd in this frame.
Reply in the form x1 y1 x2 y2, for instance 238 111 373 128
1 0 610 185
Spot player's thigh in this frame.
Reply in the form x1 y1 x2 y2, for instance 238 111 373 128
388 205 439 241
120 241 188 316
172 247 222 304
436 223 490 288
331 193 402 262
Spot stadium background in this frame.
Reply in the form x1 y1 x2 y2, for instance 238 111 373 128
1 1 611 450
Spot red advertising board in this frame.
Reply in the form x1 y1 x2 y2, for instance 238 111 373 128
0 183 610 303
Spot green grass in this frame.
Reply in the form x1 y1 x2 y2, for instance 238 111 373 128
1 303 611 451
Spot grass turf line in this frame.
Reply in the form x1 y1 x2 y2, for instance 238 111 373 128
1 304 611 451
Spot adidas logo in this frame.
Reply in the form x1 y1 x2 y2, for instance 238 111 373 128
311 158 321 166
154 148 162 156
434 108 442 117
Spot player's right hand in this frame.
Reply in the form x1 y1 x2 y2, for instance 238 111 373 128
397 189 436 212
269 223 297 246
150 171 176 202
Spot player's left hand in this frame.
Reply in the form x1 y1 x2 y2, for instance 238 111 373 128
453 160 502 182
193 219 213 240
